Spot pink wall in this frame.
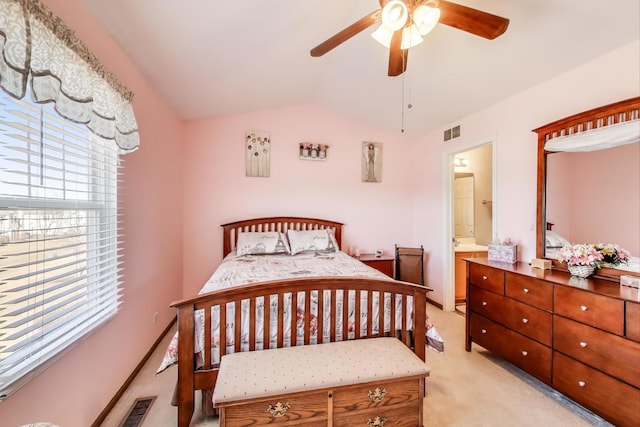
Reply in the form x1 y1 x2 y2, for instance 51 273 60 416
413 40 640 304
0 1 185 426
182 105 418 296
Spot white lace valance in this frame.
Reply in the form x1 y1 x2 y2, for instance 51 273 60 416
0 0 139 152
544 118 640 152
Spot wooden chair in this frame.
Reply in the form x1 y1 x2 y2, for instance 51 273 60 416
395 245 425 286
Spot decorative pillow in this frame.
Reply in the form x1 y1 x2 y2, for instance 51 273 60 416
236 232 291 256
545 230 570 248
287 229 339 255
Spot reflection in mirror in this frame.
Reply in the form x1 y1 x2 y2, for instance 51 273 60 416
545 141 640 272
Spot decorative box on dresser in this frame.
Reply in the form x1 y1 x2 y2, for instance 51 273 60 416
465 258 640 427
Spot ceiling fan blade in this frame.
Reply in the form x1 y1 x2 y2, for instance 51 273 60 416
388 30 408 77
438 0 509 40
310 10 381 57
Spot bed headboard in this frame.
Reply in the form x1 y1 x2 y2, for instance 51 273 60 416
221 217 344 257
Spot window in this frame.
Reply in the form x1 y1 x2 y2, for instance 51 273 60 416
0 87 122 398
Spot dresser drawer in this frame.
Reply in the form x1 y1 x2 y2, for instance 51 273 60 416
505 272 553 311
332 378 419 413
469 263 504 294
469 285 552 346
554 286 624 335
553 351 640 427
469 313 551 383
627 301 640 342
222 391 327 426
554 315 640 388
333 400 420 427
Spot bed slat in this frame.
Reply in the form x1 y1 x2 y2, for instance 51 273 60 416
219 303 227 360
291 291 298 346
264 296 270 349
249 298 256 351
204 308 212 369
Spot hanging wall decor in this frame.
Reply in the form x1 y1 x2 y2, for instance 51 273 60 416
362 141 382 182
299 142 329 160
245 131 271 177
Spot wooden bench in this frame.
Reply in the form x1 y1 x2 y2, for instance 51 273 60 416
212 337 431 426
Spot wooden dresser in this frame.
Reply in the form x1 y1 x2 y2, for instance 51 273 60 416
465 259 640 427
213 337 430 426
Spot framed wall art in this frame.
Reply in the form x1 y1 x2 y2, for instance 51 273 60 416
362 141 382 183
299 142 328 160
245 131 270 177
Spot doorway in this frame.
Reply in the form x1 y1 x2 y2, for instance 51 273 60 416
443 141 495 312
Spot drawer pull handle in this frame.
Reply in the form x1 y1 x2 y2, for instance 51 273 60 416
368 387 387 402
578 381 586 387
482 275 488 280
523 288 530 293
521 351 528 356
481 328 487 334
367 416 387 426
267 401 290 417
580 305 588 312
579 341 588 348
482 301 488 306
522 318 529 324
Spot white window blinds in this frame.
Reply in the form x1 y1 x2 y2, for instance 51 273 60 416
0 87 123 398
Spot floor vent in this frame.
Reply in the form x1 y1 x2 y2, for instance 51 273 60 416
119 396 156 427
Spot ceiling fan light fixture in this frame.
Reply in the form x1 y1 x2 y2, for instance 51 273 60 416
413 4 441 36
401 24 424 49
371 25 393 48
381 0 409 31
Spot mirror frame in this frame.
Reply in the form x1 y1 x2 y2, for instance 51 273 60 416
532 96 640 282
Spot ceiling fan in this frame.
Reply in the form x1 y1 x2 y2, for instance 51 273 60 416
310 0 509 76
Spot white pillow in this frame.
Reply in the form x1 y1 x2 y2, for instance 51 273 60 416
236 232 291 256
287 229 339 255
545 230 570 248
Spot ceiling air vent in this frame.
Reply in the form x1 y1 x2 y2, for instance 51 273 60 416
443 125 461 142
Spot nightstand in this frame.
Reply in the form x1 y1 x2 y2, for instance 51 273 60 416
357 254 395 278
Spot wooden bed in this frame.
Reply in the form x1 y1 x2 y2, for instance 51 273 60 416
170 217 430 427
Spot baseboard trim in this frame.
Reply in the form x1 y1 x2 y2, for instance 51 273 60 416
92 317 176 427
427 297 443 310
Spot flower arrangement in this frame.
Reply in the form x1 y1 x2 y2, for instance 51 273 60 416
594 243 631 266
556 243 604 268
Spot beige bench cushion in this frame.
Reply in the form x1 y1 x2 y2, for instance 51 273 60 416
212 337 430 405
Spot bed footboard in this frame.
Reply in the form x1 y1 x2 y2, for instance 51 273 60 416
170 276 429 427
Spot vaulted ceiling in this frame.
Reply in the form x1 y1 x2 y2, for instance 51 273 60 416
81 0 640 137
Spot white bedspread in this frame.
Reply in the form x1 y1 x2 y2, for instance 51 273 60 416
157 251 443 374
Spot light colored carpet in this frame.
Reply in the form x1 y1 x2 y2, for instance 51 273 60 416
99 305 611 426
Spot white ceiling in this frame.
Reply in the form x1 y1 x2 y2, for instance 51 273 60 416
81 0 640 138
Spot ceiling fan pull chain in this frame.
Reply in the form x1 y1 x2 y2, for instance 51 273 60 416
401 69 405 133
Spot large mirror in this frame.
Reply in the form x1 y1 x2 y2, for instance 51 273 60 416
544 143 639 266
534 97 640 280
